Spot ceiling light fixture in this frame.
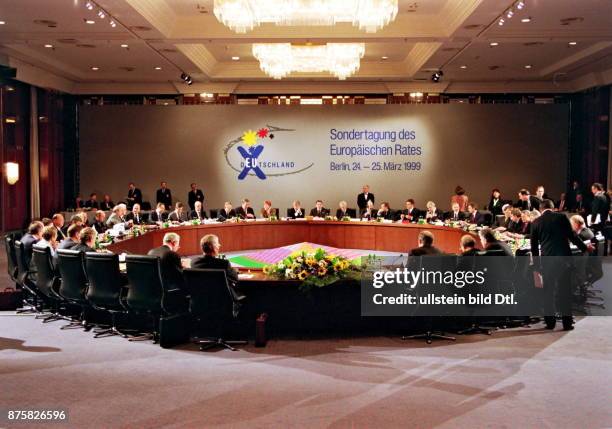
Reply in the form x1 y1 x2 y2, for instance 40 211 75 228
568 41 577 46
0 21 6 25
110 20 116 27
506 10 514 18
489 42 499 46
431 70 443 82
180 72 193 85
521 17 531 22
44 44 53 48
214 0 398 33
252 43 365 80
460 65 467 69
524 64 532 69
121 44 129 48
85 19 95 24
498 18 505 26
231 56 240 60
91 66 99 70
516 1 525 10
97 10 106 19
381 56 388 60
155 66 162 70
86 1 94 10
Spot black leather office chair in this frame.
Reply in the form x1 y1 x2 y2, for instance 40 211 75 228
184 268 247 351
4 235 18 285
347 208 357 218
481 210 494 226
32 247 65 323
14 240 42 313
209 209 218 219
85 252 130 338
140 201 151 211
57 249 93 330
124 255 165 342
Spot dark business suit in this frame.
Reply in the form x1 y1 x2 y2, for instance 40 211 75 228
515 196 540 211
483 241 513 256
444 210 466 222
591 193 609 230
287 208 305 219
54 226 67 241
577 227 595 242
126 188 142 208
100 201 114 211
168 211 188 223
149 211 167 223
191 255 245 302
531 210 588 323
188 189 204 210
466 211 485 225
507 219 523 233
425 210 443 223
84 199 99 209
92 221 107 234
336 209 350 219
190 209 207 221
461 248 481 257
357 192 375 211
72 243 95 253
487 198 504 216
217 209 236 221
235 206 256 219
409 246 442 256
125 212 145 225
376 210 393 220
20 234 39 267
58 239 78 250
148 245 186 292
310 208 330 217
399 208 421 222
156 188 172 208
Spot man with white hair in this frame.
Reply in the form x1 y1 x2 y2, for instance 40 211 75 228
106 203 128 228
570 215 594 242
148 232 185 294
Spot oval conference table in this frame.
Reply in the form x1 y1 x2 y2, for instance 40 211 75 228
107 220 477 256
107 221 480 336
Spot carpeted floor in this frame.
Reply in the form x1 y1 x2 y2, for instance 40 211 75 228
1 253 611 428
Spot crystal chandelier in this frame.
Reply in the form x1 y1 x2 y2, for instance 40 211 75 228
214 0 398 33
252 43 365 80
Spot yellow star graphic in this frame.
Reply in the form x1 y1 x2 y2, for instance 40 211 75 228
242 130 258 147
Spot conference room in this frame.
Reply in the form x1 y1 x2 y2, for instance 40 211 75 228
0 0 611 428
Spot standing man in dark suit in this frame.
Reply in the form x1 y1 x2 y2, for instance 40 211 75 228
590 183 609 232
309 200 329 218
357 185 375 212
187 183 205 210
531 199 592 330
84 193 99 209
235 198 256 219
408 231 443 256
156 181 172 208
515 189 539 211
288 200 305 219
126 182 142 209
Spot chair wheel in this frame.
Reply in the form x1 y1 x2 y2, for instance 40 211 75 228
426 339 432 344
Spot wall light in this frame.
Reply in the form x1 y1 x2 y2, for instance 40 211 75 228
5 162 19 185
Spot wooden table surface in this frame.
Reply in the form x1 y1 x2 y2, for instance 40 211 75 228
107 220 477 257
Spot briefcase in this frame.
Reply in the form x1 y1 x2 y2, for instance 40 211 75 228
159 312 191 349
255 313 268 348
0 288 22 311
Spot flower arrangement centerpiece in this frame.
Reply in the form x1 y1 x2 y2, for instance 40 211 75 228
191 218 202 226
263 247 359 290
341 216 351 222
324 215 334 221
269 214 278 222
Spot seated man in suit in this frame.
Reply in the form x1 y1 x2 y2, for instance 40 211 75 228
125 203 145 225
570 214 594 243
409 231 443 256
459 235 480 256
191 234 244 301
261 200 277 218
466 202 485 225
106 204 129 228
20 221 44 267
149 203 167 223
168 202 189 223
494 204 513 229
445 202 466 222
398 199 421 223
515 189 540 211
424 201 443 223
506 208 524 233
71 227 97 253
190 200 207 221
100 194 114 211
478 228 512 256
235 198 256 219
147 232 189 313
287 200 305 219
84 193 99 210
126 182 142 209
58 224 82 250
376 202 393 220
51 213 67 241
336 200 350 219
309 200 329 218
361 200 376 220
92 210 107 234
218 201 236 221
33 225 59 260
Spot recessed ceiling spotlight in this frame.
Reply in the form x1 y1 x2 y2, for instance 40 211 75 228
517 1 525 10
506 10 514 18
97 10 106 19
120 44 129 48
110 20 116 27
568 41 577 46
154 66 162 70
0 21 6 25
231 56 240 60
91 66 99 71
84 19 95 24
490 42 499 46
460 65 467 69
524 64 532 69
381 55 388 60
431 70 443 82
521 17 531 23
498 18 505 26
44 44 53 48
85 1 94 10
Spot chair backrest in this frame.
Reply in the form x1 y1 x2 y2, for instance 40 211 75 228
209 208 218 219
85 252 125 310
183 268 234 320
141 201 151 211
32 246 59 299
14 240 29 286
57 249 88 303
347 208 357 218
4 236 18 280
125 255 163 313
